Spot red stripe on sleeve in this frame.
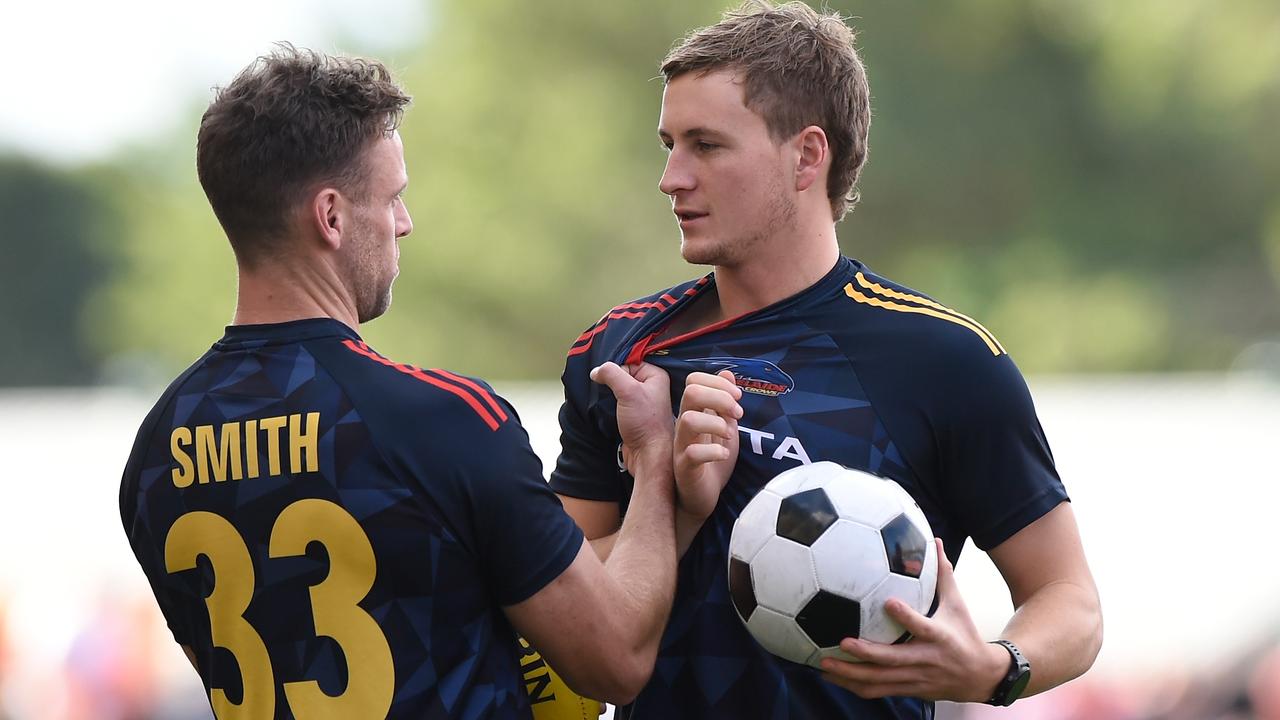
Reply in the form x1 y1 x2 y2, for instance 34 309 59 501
613 300 670 311
427 368 509 422
341 340 502 431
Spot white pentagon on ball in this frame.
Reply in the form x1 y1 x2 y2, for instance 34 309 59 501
727 461 939 670
744 606 819 666
750 536 819 616
728 489 784 563
810 520 888 601
760 462 815 497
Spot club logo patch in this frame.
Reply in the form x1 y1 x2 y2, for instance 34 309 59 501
691 357 794 397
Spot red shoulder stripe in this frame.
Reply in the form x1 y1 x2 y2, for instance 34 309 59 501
568 337 597 357
613 300 670 311
568 310 648 357
427 368 508 422
569 280 710 359
572 321 611 346
341 340 503 431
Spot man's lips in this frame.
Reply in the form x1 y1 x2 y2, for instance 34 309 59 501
674 208 709 223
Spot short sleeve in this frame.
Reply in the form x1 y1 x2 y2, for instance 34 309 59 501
547 349 625 502
455 400 586 606
933 352 1068 550
119 382 202 647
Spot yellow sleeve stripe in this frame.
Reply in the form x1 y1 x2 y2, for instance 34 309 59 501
844 278 1005 356
853 272 1006 354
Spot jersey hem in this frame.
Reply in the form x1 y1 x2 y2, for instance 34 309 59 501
971 487 1069 551
496 526 585 607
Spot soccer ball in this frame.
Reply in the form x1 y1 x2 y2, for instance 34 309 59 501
727 461 939 668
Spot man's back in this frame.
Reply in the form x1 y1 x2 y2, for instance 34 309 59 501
120 318 583 719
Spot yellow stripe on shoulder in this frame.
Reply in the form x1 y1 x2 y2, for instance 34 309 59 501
853 273 1006 355
844 279 1005 356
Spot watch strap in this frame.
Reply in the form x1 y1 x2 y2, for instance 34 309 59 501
985 639 1031 706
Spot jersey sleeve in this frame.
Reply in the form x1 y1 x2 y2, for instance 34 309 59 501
118 359 208 647
322 349 589 607
446 395 586 606
931 351 1068 550
547 342 625 502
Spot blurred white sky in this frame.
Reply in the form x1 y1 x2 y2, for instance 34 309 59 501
0 0 427 163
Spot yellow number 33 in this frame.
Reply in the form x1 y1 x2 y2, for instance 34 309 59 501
165 499 394 719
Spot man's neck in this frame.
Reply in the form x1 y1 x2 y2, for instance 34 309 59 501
232 261 360 330
713 223 840 320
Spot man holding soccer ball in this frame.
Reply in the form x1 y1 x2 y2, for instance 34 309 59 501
551 2 1102 717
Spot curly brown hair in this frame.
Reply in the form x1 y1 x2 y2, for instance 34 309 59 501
661 1 870 220
196 44 411 266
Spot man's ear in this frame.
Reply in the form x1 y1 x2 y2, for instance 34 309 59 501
309 187 344 251
794 125 829 193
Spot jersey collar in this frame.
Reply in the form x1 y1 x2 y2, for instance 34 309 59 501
215 317 361 349
618 257 859 364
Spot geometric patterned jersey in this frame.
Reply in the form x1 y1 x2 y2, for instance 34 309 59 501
121 318 583 719
550 257 1067 720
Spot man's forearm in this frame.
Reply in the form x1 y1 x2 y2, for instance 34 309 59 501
603 451 678 658
588 505 708 562
999 579 1103 697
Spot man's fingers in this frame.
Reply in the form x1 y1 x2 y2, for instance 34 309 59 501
589 361 630 389
685 370 742 397
820 658 919 685
678 443 733 466
835 637 919 667
630 361 671 389
676 409 736 443
881 597 939 642
678 383 743 418
591 361 671 401
932 537 956 596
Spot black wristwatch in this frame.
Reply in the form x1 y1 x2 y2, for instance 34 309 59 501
984 639 1031 706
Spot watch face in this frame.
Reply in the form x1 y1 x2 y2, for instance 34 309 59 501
1008 668 1031 702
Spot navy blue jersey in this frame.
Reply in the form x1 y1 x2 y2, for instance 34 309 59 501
120 318 583 720
550 257 1067 720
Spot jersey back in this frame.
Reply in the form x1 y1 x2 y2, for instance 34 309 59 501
121 319 583 720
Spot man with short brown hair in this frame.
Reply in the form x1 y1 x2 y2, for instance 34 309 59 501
121 45 696 718
552 3 1102 718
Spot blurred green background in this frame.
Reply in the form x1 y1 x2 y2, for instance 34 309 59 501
2 0 1278 386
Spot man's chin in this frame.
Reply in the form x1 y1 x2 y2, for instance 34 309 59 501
680 238 724 267
358 290 393 324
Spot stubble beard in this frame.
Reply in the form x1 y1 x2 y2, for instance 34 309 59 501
359 284 393 324
348 215 396 324
681 173 797 268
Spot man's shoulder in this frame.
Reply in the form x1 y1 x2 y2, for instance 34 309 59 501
824 265 1036 428
564 275 711 363
326 339 515 435
833 266 1008 366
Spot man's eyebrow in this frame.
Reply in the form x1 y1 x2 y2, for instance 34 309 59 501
658 127 726 140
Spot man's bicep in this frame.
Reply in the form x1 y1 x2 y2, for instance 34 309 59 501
559 495 621 539
987 501 1096 607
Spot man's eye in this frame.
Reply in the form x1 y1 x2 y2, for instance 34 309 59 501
696 141 717 152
